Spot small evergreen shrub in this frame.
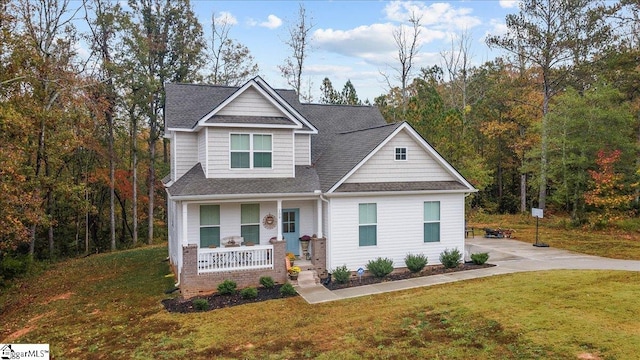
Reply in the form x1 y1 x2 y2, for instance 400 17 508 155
440 248 462 269
366 257 394 278
404 253 428 273
192 298 209 311
259 276 275 289
217 280 237 295
470 252 490 265
332 265 351 284
240 287 258 299
279 283 297 297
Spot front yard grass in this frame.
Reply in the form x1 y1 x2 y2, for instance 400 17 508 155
1 226 640 359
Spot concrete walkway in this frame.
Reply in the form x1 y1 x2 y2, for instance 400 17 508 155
295 237 640 304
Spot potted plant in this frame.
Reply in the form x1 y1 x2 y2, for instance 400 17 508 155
299 235 311 260
288 266 301 280
286 252 296 265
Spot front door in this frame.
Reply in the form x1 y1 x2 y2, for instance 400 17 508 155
282 208 300 255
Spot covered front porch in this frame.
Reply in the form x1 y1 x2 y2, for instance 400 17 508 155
170 195 328 296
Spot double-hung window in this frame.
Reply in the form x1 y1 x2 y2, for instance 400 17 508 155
200 205 220 247
423 201 440 242
241 204 260 243
359 203 377 246
230 134 272 169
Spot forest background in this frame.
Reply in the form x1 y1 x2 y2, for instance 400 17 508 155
1 0 640 284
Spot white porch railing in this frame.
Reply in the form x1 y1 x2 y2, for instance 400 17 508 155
197 245 274 274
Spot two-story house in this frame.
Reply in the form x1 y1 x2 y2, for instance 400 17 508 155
164 77 476 297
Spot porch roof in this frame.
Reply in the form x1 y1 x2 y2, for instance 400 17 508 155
167 163 321 197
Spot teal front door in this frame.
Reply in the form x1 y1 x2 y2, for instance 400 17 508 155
283 208 300 255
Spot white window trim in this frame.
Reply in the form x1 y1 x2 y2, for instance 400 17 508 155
359 203 377 247
229 133 273 169
423 201 441 243
395 147 407 161
200 205 220 248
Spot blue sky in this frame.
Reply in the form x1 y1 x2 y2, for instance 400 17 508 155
192 1 519 102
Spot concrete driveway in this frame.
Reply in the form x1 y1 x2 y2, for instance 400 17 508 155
465 236 640 273
297 237 640 304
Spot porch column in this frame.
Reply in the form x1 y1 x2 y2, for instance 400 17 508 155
316 197 323 238
277 199 283 240
182 201 188 246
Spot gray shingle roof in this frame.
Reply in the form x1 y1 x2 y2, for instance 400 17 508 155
168 163 321 197
205 115 294 126
335 181 469 193
314 123 403 191
165 79 474 197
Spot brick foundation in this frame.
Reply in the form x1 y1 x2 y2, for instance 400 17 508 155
180 240 288 299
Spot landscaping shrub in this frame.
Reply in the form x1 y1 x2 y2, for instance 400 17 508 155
366 257 394 278
259 276 275 289
440 248 462 269
217 280 237 295
192 298 209 311
470 252 490 265
404 253 428 273
279 283 297 296
240 287 258 299
332 265 351 283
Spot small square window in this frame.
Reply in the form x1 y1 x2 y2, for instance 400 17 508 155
395 147 407 161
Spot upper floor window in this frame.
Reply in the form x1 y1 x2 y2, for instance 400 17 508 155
230 134 272 169
395 147 407 161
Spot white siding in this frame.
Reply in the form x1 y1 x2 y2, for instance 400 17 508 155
345 129 455 183
327 193 465 271
294 134 311 166
182 200 317 247
217 87 284 117
208 127 294 178
197 129 207 175
175 132 198 180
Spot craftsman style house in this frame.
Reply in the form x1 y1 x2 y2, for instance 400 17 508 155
164 77 476 297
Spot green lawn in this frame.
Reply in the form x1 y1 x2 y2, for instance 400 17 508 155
1 240 639 359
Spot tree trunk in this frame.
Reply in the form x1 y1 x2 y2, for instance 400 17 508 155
108 111 116 251
520 174 527 213
148 137 155 245
131 109 138 246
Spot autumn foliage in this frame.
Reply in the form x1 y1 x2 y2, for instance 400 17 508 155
584 150 635 224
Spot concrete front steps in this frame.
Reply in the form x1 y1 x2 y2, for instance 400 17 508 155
290 259 320 288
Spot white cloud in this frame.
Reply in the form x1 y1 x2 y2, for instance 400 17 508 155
260 14 282 29
483 18 509 42
383 1 481 30
499 1 519 9
214 11 237 26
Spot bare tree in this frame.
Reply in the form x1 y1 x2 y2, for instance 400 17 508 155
207 12 259 86
441 30 473 126
279 3 313 100
381 12 422 116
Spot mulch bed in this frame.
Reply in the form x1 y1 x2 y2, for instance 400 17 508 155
162 284 296 313
323 262 495 290
162 263 495 313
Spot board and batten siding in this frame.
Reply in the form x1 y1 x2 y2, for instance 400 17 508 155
184 200 317 247
174 132 198 180
326 193 465 271
345 129 456 183
294 134 311 166
207 127 294 178
216 87 284 117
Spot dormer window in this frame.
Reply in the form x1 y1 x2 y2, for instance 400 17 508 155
230 133 272 169
395 147 407 161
